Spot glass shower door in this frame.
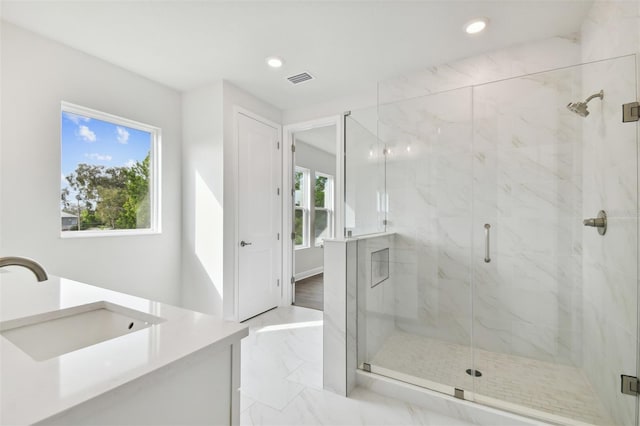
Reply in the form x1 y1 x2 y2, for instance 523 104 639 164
470 55 639 425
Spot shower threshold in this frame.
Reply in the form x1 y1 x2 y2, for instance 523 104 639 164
366 332 610 426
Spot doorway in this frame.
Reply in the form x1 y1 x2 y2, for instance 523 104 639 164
286 120 339 311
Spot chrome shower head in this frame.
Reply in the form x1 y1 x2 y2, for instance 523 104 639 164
567 101 590 117
567 90 604 117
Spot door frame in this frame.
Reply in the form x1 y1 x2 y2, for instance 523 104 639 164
233 106 283 321
281 115 343 306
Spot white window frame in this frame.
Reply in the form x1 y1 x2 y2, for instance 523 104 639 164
313 172 334 247
294 166 310 249
60 101 161 238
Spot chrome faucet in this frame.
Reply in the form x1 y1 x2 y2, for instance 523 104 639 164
0 256 48 282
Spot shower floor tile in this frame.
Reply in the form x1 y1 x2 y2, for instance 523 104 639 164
370 332 611 425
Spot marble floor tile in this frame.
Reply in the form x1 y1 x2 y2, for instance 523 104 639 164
241 394 256 413
285 361 323 390
371 332 610 425
240 306 476 426
243 387 479 426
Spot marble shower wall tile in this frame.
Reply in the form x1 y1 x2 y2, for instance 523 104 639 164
378 35 581 105
323 240 348 396
579 20 639 423
346 240 358 394
380 40 586 366
356 234 396 363
384 91 474 348
470 66 585 365
581 0 640 63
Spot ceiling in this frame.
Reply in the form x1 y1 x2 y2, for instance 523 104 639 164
0 1 594 111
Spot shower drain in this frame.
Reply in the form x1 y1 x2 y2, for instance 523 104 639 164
466 369 482 377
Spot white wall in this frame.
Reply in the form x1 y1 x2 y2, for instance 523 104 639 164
0 22 182 304
181 80 281 319
294 141 336 278
181 82 225 315
283 90 376 126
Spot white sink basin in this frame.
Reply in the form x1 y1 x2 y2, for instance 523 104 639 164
0 301 165 361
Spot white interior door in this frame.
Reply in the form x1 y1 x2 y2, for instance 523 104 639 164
237 112 281 322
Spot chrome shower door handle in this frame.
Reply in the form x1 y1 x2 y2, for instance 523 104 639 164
484 224 491 263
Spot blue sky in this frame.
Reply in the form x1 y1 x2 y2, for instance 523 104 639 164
61 111 151 189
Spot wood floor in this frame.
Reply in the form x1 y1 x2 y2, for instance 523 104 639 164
293 273 323 311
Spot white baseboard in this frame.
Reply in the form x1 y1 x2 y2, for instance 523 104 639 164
295 267 323 281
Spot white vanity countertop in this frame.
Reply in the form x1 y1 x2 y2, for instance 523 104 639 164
0 272 248 425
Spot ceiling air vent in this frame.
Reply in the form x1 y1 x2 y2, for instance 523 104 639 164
287 72 314 85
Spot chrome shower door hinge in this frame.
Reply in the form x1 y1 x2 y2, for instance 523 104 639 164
622 102 639 122
362 363 371 372
621 375 639 396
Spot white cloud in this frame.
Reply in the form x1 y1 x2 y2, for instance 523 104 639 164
63 112 90 125
85 153 112 161
116 126 129 144
78 125 97 142
125 159 137 168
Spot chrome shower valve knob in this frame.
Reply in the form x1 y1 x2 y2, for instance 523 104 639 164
583 210 607 235
583 218 605 227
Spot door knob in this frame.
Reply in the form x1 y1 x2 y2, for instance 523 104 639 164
240 240 252 247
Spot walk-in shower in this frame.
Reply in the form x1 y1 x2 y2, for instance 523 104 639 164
345 55 639 425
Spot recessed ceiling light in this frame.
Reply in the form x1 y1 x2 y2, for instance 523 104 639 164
464 18 488 35
266 56 284 68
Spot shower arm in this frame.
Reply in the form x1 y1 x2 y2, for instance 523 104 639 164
584 90 604 104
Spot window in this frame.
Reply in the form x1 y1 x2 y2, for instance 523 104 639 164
294 168 334 249
294 167 309 248
60 102 160 236
314 173 334 246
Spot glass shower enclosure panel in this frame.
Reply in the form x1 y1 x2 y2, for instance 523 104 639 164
471 55 638 425
353 54 639 426
344 112 386 237
357 87 475 395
